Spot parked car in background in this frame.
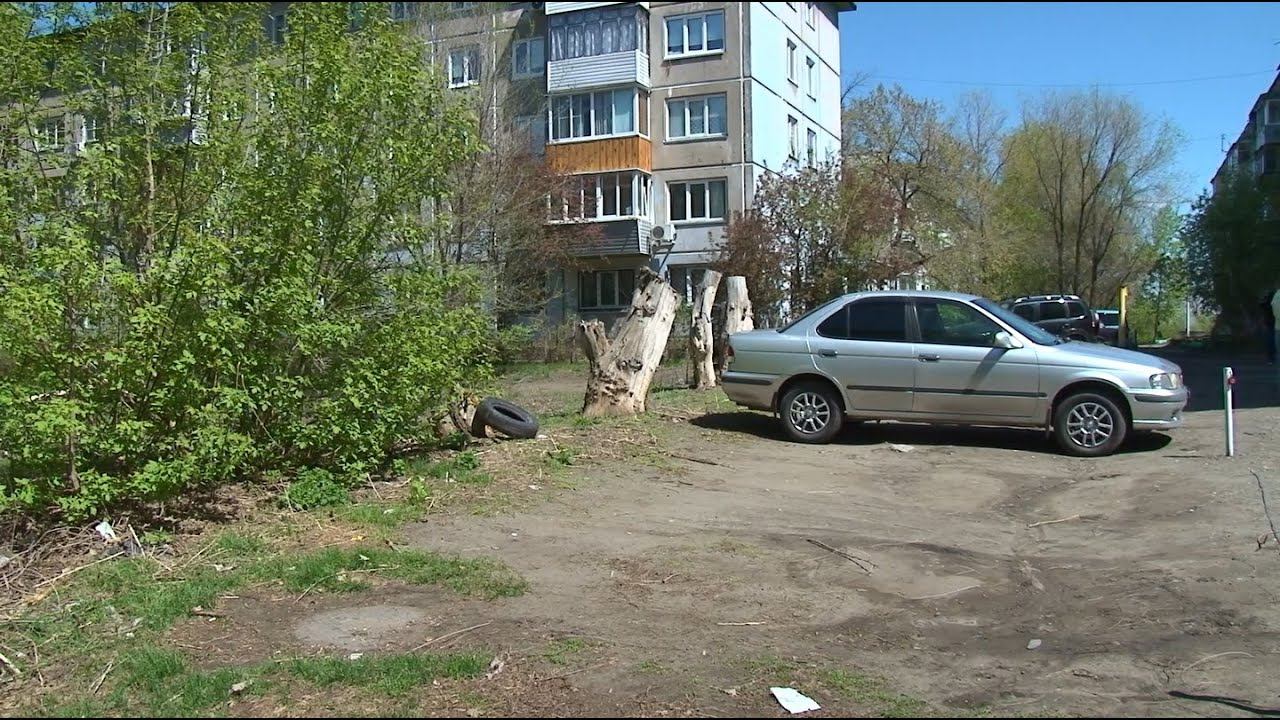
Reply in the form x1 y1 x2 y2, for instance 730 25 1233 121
1000 294 1098 342
722 290 1187 457
1096 309 1120 345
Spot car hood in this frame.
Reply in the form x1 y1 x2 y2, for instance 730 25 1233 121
1041 341 1180 373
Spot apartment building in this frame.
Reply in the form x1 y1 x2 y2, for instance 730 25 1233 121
1211 69 1280 196
394 1 852 322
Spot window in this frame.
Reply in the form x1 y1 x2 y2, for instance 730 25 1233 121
580 269 636 309
1038 301 1068 320
548 172 649 222
787 116 799 160
268 13 286 44
391 2 411 21
669 180 727 222
1268 99 1280 125
549 88 639 141
550 5 647 61
786 40 797 84
36 117 64 151
1013 304 1037 321
1265 145 1280 174
513 114 543 153
512 37 544 78
1065 301 1087 319
915 300 1004 347
806 129 817 166
80 115 100 148
806 56 816 97
665 10 725 58
666 94 727 140
806 2 817 27
668 266 708 304
819 300 909 342
448 46 480 87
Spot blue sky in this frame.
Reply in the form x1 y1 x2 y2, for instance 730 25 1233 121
838 1 1280 202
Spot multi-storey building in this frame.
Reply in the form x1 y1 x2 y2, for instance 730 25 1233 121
1211 70 1280 196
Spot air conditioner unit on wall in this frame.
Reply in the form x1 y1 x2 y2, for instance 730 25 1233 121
651 224 676 242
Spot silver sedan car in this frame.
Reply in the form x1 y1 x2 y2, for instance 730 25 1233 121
721 290 1187 456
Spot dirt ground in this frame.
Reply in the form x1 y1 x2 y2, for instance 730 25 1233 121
148 352 1280 716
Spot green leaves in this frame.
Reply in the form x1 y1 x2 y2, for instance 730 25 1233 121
0 3 490 517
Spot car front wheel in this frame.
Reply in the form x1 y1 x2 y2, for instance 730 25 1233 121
780 382 845 444
1053 392 1128 457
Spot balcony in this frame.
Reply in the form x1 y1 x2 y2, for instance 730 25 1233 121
1258 124 1280 149
545 2 649 14
559 218 653 257
548 50 650 93
547 135 652 174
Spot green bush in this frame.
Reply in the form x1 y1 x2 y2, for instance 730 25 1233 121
283 469 350 510
0 4 490 518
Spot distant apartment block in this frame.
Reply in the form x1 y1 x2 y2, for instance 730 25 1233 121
1212 70 1280 195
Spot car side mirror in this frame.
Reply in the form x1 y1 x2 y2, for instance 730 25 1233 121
995 331 1022 350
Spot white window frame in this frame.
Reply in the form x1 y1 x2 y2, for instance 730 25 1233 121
668 179 728 224
268 13 286 44
786 39 798 85
512 37 545 79
79 115 99 150
548 88 642 143
448 46 481 88
806 128 817 166
579 269 636 310
666 93 728 141
549 172 649 223
664 10 726 59
787 116 799 160
806 2 817 28
806 56 817 98
36 117 65 152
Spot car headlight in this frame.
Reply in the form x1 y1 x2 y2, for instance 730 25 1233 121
1149 373 1181 390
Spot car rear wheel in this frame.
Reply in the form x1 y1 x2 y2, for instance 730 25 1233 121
780 382 844 444
1053 392 1128 457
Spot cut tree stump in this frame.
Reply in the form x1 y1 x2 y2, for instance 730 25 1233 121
689 270 723 390
578 268 680 416
717 276 754 374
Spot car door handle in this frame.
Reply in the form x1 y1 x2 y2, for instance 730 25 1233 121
918 353 940 362
818 349 838 357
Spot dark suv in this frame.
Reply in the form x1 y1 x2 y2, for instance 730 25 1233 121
1000 294 1099 341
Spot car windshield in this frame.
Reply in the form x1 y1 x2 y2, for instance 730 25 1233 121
778 296 845 333
1098 311 1119 325
974 298 1062 346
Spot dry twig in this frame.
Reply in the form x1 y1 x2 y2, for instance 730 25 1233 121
805 538 874 573
408 621 492 653
1251 471 1280 555
1027 514 1081 528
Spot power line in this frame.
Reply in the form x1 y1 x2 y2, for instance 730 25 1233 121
864 69 1276 89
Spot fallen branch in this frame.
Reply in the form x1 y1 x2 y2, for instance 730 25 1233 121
716 621 767 626
670 453 729 468
0 649 20 677
189 609 225 619
805 538 874 573
1168 690 1280 716
90 659 115 694
408 621 492 653
1251 471 1280 555
33 550 125 589
536 662 608 684
909 583 981 601
1027 514 1081 529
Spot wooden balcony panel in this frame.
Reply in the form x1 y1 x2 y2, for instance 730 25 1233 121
546 135 652 175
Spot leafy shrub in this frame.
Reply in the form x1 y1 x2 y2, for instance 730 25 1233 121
283 469 350 510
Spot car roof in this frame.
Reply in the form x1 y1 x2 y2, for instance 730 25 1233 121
828 289 985 303
1007 294 1083 303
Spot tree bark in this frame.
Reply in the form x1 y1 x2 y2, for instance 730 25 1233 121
724 275 755 336
578 268 679 416
689 270 723 390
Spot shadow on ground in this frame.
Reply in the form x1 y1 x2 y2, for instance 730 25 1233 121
690 411 1173 455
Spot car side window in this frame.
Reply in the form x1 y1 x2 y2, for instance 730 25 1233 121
1066 301 1086 318
916 300 1005 347
818 300 907 341
1013 304 1037 321
1039 301 1068 320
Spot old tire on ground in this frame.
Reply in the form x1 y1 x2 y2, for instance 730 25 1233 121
471 397 540 439
779 381 844 444
1053 392 1127 457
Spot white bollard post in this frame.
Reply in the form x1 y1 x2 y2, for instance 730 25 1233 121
1223 367 1235 457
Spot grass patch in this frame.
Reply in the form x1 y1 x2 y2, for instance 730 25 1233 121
285 652 487 696
414 451 492 486
822 668 928 718
544 446 577 467
259 546 526 598
215 531 268 556
334 501 417 528
543 637 587 666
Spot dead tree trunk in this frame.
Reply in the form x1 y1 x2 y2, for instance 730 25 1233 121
578 268 680 416
689 270 723 390
725 276 755 335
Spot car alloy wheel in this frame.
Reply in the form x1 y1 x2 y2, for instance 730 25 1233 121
789 391 832 435
1066 401 1114 449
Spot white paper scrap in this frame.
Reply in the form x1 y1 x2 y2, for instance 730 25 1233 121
770 686 820 714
